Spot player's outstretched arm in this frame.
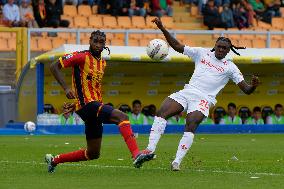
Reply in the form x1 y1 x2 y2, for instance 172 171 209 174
50 61 76 99
237 75 260 95
152 18 185 53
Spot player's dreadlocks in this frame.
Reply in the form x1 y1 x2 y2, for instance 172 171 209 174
90 30 110 55
211 37 246 56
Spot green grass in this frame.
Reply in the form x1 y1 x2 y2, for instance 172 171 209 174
0 134 283 189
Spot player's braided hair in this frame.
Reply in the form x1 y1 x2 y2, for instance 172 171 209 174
211 37 246 56
90 30 110 55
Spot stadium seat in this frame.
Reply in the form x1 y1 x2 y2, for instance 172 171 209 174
117 16 132 29
129 33 143 40
156 34 166 40
0 38 8 51
132 16 146 29
30 37 39 51
114 33 125 40
128 39 140 46
63 5 77 17
280 40 284 48
212 28 227 39
78 5 92 17
252 39 266 48
66 38 76 44
7 37 16 51
92 5 98 14
190 6 198 16
139 39 149 46
74 16 89 28
271 17 284 30
146 16 157 29
161 17 174 29
88 15 103 29
105 32 115 40
61 15 74 27
227 28 241 40
238 39 253 48
181 38 196 47
271 34 282 40
37 37 53 51
257 21 271 30
57 32 71 40
80 38 89 45
0 32 11 39
111 39 125 46
270 40 280 48
52 38 66 49
144 33 157 39
103 16 118 29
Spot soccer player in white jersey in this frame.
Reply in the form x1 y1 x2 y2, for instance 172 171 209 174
142 18 260 171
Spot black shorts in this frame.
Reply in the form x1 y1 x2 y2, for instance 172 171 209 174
76 101 114 139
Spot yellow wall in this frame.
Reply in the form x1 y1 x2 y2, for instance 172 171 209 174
42 61 284 113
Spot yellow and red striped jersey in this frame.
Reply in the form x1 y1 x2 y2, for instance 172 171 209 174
59 50 106 110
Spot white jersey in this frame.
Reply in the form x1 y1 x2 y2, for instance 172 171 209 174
183 46 244 105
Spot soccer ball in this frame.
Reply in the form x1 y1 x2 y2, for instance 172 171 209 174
146 39 169 60
24 121 36 133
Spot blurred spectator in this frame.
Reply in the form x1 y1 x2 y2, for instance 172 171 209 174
45 0 69 28
44 103 57 114
200 116 214 125
3 0 23 27
238 106 251 124
63 0 78 6
127 99 148 125
167 113 185 125
219 102 242 124
232 1 249 29
184 0 206 15
249 0 273 23
266 104 284 124
98 0 110 14
213 106 226 124
19 0 39 28
214 0 230 7
150 0 173 17
202 0 224 29
142 104 157 125
261 105 273 123
118 104 131 113
241 0 256 26
264 0 281 17
245 106 264 125
58 103 83 125
128 0 146 17
220 3 234 28
32 0 46 27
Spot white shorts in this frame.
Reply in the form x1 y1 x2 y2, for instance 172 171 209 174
168 89 212 117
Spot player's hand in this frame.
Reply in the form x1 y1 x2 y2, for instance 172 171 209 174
251 75 260 87
63 102 75 114
152 17 164 30
65 88 76 99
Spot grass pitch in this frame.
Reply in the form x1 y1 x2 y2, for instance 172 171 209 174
0 134 283 189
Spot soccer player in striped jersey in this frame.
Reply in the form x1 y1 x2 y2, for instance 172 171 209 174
45 30 154 173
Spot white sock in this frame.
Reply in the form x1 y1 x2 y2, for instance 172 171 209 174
146 116 167 152
173 132 194 165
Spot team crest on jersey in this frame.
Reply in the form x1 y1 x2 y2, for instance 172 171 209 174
64 53 74 60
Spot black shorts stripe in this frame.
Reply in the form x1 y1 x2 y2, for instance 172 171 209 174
74 65 85 107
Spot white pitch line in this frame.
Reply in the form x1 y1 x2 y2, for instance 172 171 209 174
0 160 282 177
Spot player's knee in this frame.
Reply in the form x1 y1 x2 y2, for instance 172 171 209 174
156 109 166 119
118 112 129 122
87 151 100 160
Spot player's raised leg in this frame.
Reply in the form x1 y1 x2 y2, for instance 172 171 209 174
171 111 204 171
145 97 184 154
